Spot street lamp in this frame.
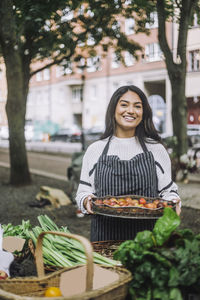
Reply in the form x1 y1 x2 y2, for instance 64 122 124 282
80 73 86 151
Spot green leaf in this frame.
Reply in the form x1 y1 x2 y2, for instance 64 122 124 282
169 288 183 300
153 207 181 246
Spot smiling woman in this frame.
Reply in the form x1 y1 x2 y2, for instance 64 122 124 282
76 85 181 242
114 91 143 137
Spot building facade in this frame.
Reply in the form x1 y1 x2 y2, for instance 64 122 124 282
0 14 200 138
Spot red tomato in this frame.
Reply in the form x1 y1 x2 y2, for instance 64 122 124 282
139 197 146 205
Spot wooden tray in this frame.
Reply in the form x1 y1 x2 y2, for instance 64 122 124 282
92 195 177 219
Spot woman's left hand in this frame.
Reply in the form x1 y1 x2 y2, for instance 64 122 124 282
173 199 181 216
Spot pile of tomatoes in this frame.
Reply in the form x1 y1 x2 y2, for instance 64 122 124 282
93 196 173 210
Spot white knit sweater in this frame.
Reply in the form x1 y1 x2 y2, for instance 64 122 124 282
75 136 180 213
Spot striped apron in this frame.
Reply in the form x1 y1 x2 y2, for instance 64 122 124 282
90 136 158 242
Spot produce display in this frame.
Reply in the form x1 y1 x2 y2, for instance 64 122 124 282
114 207 200 300
2 215 118 278
92 195 176 219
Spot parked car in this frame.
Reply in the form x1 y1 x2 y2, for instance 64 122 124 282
84 126 104 146
50 125 81 142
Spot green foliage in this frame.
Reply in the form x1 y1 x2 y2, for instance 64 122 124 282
114 208 200 299
0 0 146 76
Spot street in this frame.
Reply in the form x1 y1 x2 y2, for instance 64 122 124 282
0 142 80 181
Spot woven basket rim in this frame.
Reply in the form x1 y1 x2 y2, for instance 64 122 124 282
0 265 132 300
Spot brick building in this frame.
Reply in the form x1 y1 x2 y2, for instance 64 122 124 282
0 13 200 138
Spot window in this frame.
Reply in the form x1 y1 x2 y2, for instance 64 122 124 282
145 43 162 62
124 51 135 66
78 4 84 15
63 63 73 74
146 12 158 29
125 18 135 35
36 72 42 81
87 34 95 46
56 66 62 77
61 61 73 75
61 7 74 22
188 50 200 72
191 13 199 27
43 69 50 80
77 58 86 73
86 8 94 17
72 86 82 103
87 56 101 72
148 95 166 133
124 0 132 5
111 53 120 69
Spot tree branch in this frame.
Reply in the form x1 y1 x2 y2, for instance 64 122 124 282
30 53 72 77
156 0 174 68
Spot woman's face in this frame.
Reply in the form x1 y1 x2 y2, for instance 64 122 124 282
114 90 143 137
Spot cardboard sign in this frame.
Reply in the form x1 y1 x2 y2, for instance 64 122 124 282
60 264 119 297
3 236 25 252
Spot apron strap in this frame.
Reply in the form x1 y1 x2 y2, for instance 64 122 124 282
89 136 112 177
101 136 112 156
139 137 148 152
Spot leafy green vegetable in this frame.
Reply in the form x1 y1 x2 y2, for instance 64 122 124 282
114 208 200 300
153 207 181 246
2 215 118 268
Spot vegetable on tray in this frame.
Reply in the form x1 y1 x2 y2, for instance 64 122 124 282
92 195 177 219
2 215 118 270
114 207 200 300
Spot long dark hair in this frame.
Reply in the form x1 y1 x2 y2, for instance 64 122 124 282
101 85 162 145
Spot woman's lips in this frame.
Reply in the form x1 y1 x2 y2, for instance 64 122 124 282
123 116 136 121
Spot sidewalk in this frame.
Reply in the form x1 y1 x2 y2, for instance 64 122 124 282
177 173 200 210
1 139 200 210
0 140 82 154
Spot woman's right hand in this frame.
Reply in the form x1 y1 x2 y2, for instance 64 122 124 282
83 195 94 214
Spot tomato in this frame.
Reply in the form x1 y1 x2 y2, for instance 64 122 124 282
153 199 160 205
103 199 110 205
118 201 126 206
125 197 132 202
131 200 139 206
44 287 62 297
109 197 118 203
145 203 157 209
139 197 146 205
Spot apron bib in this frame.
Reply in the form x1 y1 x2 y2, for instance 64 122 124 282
91 136 158 242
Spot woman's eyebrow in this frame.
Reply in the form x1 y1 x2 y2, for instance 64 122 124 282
119 99 142 104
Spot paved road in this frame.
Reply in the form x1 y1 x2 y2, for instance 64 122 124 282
0 146 76 181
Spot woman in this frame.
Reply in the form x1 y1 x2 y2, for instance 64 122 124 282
76 85 180 242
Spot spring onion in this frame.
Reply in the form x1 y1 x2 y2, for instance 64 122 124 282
2 214 118 267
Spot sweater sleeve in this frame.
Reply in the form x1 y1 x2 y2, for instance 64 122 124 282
75 148 96 214
154 144 180 203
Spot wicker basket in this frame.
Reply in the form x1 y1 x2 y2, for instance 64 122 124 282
92 195 177 219
92 240 124 260
0 231 132 300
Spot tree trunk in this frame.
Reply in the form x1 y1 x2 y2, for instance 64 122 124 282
0 0 31 185
5 61 31 185
169 70 188 156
